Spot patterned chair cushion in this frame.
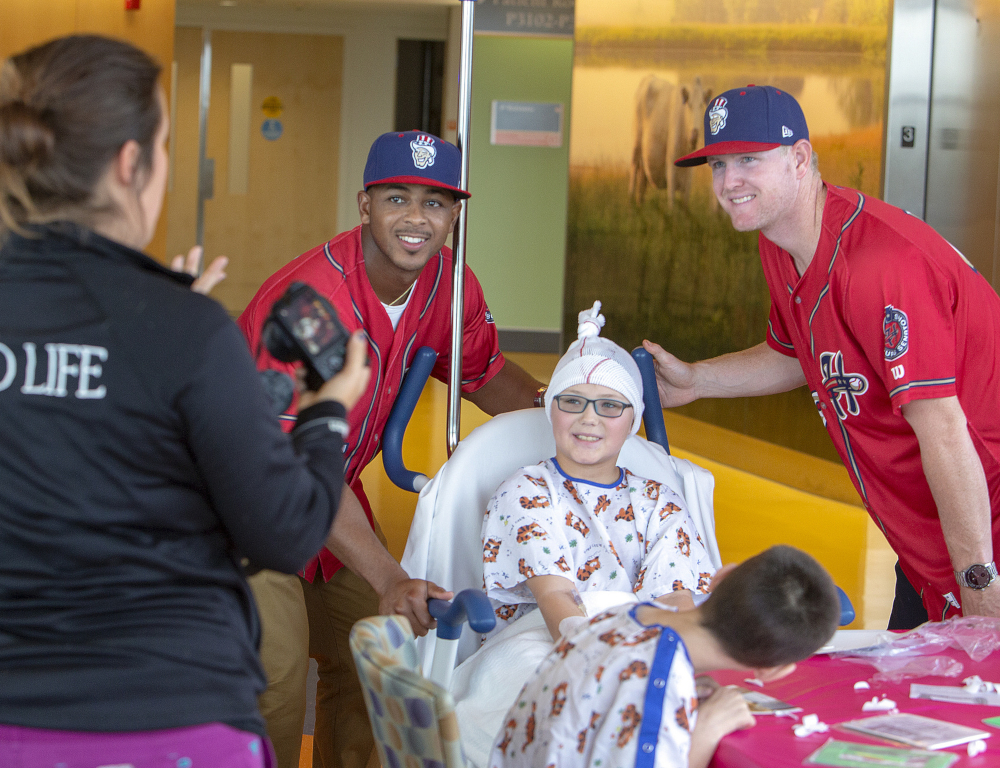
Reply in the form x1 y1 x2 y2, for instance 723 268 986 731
350 616 466 768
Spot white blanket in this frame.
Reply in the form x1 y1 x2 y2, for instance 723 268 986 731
451 591 639 768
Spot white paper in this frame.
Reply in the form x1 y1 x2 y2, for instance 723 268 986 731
910 683 1000 707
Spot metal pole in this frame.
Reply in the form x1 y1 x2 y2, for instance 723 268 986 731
194 28 212 273
447 0 476 456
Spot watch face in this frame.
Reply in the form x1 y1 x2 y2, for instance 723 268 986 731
966 564 992 588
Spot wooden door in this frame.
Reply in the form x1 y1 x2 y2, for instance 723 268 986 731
168 29 343 315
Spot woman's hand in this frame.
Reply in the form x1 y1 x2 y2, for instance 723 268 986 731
298 331 371 411
172 245 228 295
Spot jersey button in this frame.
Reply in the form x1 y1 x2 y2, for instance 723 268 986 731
795 296 802 304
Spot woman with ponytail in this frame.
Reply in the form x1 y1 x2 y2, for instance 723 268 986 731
0 35 369 767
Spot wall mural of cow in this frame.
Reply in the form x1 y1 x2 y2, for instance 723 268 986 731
629 75 713 208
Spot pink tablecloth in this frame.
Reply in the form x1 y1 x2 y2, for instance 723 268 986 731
708 647 1000 767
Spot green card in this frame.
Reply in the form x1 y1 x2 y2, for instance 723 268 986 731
806 739 959 768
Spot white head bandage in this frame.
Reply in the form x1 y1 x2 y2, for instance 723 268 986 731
544 301 644 435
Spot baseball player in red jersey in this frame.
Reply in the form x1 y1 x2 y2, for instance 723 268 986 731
238 131 543 768
643 85 1000 630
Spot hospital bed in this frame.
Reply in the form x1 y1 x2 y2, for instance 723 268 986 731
354 347 717 766
358 345 854 767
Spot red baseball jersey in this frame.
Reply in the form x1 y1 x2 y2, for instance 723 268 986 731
762 184 1000 620
239 226 505 581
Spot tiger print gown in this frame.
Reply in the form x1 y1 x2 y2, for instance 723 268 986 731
487 603 697 768
482 458 715 635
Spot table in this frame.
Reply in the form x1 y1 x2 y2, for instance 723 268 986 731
708 645 1000 767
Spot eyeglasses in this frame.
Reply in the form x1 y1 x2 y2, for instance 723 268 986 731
553 394 633 418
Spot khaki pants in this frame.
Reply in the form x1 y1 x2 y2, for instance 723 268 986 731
250 566 379 768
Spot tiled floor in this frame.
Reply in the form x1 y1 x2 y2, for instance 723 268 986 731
296 351 897 766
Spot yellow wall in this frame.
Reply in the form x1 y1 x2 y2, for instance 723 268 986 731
0 0 176 261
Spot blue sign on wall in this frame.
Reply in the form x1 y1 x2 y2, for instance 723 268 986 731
474 0 574 39
261 119 283 141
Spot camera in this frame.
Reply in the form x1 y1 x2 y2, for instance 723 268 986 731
262 282 351 394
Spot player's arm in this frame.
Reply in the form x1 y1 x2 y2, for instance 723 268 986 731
324 485 453 635
463 358 542 415
902 396 1000 617
524 574 586 641
641 340 806 408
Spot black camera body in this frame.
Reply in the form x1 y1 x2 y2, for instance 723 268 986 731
262 282 350 392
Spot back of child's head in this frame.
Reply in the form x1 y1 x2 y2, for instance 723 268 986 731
545 301 645 434
699 545 839 668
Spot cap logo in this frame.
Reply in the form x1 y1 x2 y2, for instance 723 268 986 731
709 97 728 136
782 125 794 138
410 134 437 169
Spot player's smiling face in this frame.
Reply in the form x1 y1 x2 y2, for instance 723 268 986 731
551 383 632 485
359 183 461 280
707 147 798 234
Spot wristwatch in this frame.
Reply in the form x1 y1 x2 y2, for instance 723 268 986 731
954 561 999 590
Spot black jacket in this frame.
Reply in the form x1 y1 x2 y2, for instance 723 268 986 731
0 224 344 735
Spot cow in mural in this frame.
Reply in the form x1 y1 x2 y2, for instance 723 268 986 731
629 75 713 208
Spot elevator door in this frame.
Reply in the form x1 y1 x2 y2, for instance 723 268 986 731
924 0 1000 286
167 29 343 316
884 0 1000 287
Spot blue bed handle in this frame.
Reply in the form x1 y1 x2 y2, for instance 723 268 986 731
382 346 438 492
631 347 670 455
428 589 497 640
837 586 856 626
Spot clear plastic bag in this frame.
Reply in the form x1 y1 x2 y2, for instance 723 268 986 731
904 615 1000 662
870 655 964 684
831 615 1000 681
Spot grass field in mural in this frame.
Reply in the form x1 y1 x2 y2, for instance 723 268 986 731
566 169 766 363
563 5 889 459
565 165 842 459
565 122 884 359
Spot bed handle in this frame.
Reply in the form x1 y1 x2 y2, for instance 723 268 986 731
426 589 496 689
428 589 496 640
631 347 670 454
382 346 438 492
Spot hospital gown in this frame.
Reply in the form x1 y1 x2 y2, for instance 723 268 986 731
482 458 714 631
487 603 697 768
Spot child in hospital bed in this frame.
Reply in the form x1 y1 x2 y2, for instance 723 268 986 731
488 545 841 768
481 302 715 642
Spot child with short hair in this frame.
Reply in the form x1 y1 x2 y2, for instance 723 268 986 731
482 303 715 642
488 545 841 768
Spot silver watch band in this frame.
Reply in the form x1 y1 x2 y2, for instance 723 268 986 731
955 561 998 589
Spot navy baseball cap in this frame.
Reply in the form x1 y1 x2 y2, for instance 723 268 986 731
363 130 470 199
674 85 809 167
